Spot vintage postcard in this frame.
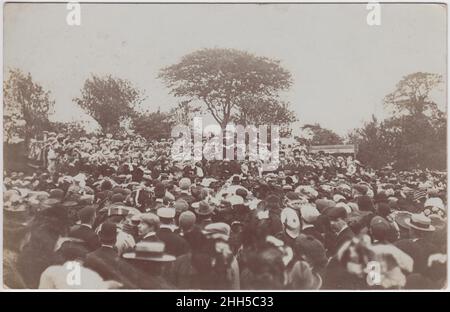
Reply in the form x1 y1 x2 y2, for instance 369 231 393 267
2 1 447 291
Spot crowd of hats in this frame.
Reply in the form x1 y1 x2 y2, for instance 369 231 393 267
2 132 448 289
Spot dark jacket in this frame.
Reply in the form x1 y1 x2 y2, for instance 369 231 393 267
157 227 190 257
326 227 355 257
69 224 101 252
84 246 136 287
301 226 325 244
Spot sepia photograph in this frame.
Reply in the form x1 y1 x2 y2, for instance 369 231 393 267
1 1 448 291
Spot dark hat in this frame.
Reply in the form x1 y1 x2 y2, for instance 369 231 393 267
122 241 175 262
315 199 336 213
49 188 65 200
376 202 391 218
285 191 301 201
370 216 391 241
325 206 348 220
353 184 369 195
285 176 294 185
98 222 117 244
265 194 280 209
154 183 166 198
111 193 125 204
57 239 90 261
374 192 389 204
194 201 214 216
357 195 374 212
231 175 241 183
78 205 96 223
235 188 248 200
294 234 328 270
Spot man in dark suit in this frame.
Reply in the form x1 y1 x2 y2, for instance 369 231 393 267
84 222 138 288
69 205 100 252
325 206 355 257
156 208 189 257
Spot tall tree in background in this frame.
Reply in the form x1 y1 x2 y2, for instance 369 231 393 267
74 75 144 134
384 72 443 116
3 68 54 143
350 72 445 170
159 48 293 128
346 116 395 169
232 97 296 127
132 109 174 141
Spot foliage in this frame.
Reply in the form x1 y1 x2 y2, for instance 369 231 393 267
3 68 54 143
384 72 443 116
74 74 144 133
300 123 343 146
159 48 293 128
131 110 174 141
232 97 296 127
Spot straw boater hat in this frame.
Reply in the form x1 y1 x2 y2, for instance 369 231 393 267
404 214 435 232
122 241 175 262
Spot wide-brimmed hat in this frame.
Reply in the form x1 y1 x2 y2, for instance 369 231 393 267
39 198 62 211
404 214 435 232
122 241 175 262
194 200 214 216
394 211 412 229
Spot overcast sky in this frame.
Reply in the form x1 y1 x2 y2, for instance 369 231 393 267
3 3 447 135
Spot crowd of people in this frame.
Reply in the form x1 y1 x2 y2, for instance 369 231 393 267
3 131 447 289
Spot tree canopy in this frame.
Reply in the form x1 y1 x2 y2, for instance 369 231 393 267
159 48 293 128
74 74 144 133
301 124 343 146
3 68 54 143
349 72 445 170
384 72 443 116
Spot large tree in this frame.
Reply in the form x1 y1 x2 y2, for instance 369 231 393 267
349 72 446 170
232 97 296 127
3 68 54 143
384 72 443 116
346 116 395 169
158 48 293 128
131 109 174 141
74 74 144 133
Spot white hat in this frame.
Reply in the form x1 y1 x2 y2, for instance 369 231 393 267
281 208 300 238
295 185 318 198
336 202 352 215
300 204 320 223
424 197 445 210
73 173 86 183
405 214 435 232
333 194 346 203
157 207 176 219
227 195 244 206
203 222 231 241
